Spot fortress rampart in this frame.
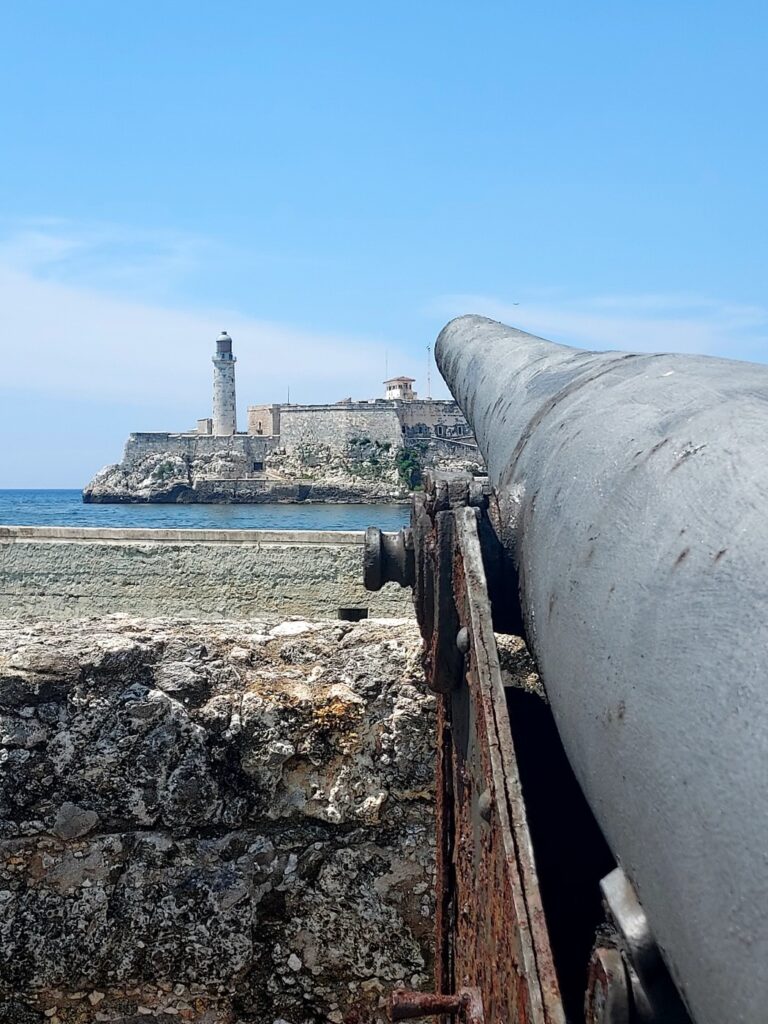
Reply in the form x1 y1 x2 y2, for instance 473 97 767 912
123 431 272 468
257 399 471 451
278 403 404 450
268 397 468 450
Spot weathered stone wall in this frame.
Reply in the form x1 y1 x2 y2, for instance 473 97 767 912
247 405 281 438
269 402 469 452
122 434 272 469
279 406 403 455
397 401 473 440
0 528 411 620
0 615 435 1023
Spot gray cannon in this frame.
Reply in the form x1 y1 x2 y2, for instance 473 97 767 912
368 315 768 1024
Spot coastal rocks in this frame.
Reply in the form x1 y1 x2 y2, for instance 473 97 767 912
0 616 434 1023
82 442 409 505
263 441 407 504
84 452 192 504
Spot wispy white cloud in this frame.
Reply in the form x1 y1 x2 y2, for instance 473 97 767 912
5 218 768 435
0 219 211 298
433 292 768 364
0 221 417 421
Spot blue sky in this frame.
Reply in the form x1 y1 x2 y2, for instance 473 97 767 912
1 1 766 485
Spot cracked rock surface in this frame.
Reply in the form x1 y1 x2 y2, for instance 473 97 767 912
0 615 434 1024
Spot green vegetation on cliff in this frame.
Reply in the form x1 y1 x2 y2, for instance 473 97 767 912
395 445 425 490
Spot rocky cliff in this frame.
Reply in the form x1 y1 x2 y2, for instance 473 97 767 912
82 439 483 505
0 615 434 1024
83 442 410 505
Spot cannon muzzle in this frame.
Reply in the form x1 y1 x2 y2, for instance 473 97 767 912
435 315 768 1024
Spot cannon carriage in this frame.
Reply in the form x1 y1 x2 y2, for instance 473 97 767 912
365 316 768 1024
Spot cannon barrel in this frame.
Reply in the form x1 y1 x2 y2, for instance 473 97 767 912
435 315 768 1024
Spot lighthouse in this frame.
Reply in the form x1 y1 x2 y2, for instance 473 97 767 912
212 330 237 435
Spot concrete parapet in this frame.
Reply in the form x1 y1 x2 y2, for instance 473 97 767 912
0 526 412 620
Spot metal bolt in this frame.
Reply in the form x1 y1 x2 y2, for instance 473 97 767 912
389 990 464 1020
389 988 484 1023
456 626 470 654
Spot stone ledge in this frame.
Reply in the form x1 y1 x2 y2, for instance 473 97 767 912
0 529 412 619
0 526 366 546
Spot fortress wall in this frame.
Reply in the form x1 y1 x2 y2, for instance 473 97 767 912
397 399 473 438
123 433 273 467
277 403 471 453
182 434 273 472
119 408 470 467
280 405 403 453
247 403 281 436
0 527 411 620
122 432 191 464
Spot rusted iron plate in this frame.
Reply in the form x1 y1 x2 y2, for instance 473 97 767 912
412 492 436 645
418 511 463 694
434 687 454 1001
437 506 564 1024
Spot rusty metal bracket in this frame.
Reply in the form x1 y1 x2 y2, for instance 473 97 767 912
389 986 484 1022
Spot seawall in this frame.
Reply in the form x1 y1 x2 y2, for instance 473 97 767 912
0 526 411 619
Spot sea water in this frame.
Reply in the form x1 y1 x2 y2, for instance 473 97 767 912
0 490 410 532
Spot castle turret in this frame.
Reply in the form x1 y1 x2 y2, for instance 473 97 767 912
212 331 237 435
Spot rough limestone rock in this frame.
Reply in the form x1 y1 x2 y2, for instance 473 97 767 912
83 442 409 505
0 616 434 1024
263 442 406 503
82 439 484 505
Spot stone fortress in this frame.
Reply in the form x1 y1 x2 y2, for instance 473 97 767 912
84 330 480 503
